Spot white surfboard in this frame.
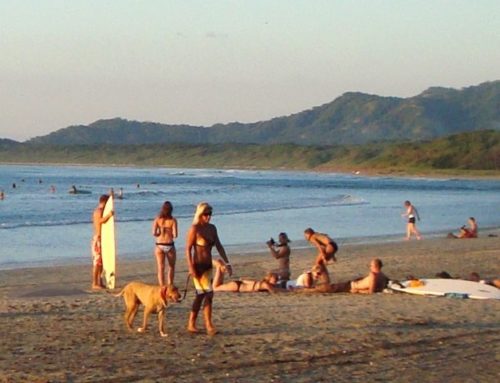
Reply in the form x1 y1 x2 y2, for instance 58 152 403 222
101 195 116 289
389 279 500 300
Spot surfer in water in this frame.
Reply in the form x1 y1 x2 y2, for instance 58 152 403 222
152 201 178 287
91 194 114 290
185 202 232 336
402 200 422 240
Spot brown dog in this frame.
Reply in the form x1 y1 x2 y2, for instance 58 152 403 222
115 281 181 337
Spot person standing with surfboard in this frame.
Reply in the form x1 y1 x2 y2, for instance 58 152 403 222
91 194 114 289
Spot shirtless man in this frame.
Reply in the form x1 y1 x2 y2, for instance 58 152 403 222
267 232 291 282
304 228 338 267
152 201 178 286
349 258 389 294
91 194 114 289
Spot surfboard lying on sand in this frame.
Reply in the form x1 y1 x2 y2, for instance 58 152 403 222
101 195 116 289
389 279 500 300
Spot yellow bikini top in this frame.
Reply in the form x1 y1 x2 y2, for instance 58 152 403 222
196 233 214 247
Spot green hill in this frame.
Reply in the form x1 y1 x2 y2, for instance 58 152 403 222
2 130 499 175
24 81 500 146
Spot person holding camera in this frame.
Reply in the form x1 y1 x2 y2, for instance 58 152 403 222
267 232 291 283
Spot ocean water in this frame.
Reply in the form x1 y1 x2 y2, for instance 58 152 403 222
1 164 499 270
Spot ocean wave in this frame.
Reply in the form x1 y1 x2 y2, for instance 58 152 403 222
0 194 368 230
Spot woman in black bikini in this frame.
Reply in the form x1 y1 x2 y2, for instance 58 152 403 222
152 201 178 286
212 260 278 293
185 202 232 335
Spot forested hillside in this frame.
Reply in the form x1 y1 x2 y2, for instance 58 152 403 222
2 131 498 174
23 81 500 146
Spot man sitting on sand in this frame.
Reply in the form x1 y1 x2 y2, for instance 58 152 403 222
448 217 478 239
348 258 389 294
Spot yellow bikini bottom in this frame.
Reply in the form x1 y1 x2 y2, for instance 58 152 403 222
193 268 213 294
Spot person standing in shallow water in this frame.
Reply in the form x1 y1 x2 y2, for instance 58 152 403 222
185 202 232 336
402 200 422 240
91 194 114 289
152 201 178 287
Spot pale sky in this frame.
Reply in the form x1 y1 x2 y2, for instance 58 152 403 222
1 0 499 141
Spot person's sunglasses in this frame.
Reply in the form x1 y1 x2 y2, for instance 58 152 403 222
202 211 212 216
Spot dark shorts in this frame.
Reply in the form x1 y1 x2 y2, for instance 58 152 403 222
409 217 416 224
328 240 338 254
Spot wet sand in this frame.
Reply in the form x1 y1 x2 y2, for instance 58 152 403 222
1 235 499 382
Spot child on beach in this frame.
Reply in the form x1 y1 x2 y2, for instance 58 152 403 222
91 194 114 289
402 200 421 240
152 201 178 287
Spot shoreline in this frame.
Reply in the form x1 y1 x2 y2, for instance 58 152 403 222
1 235 499 382
2 226 499 273
1 161 500 180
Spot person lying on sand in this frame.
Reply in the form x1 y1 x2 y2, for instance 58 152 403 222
290 263 333 293
436 270 500 288
294 258 388 294
212 259 280 293
447 217 478 239
285 270 314 290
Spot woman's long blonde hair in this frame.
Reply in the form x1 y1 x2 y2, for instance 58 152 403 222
193 202 212 224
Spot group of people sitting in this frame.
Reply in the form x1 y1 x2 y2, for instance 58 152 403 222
211 228 389 295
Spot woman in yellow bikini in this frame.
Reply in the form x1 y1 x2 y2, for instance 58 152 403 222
185 202 232 335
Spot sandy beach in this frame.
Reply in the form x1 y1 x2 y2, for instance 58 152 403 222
1 235 499 382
